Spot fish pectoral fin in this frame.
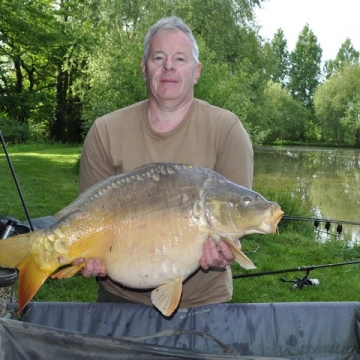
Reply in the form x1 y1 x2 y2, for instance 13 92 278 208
151 277 183 317
17 255 53 315
221 237 256 270
51 264 85 279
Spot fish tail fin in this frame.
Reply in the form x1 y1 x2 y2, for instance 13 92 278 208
0 232 53 315
17 255 53 315
0 233 32 269
221 237 256 270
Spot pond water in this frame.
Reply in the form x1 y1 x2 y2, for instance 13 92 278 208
254 146 360 245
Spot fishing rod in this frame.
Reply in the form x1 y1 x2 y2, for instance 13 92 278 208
282 214 360 238
232 260 360 288
0 131 34 231
282 215 360 226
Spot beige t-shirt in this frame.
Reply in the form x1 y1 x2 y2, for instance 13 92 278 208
79 98 253 309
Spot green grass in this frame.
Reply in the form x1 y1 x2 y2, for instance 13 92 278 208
1 143 81 219
0 143 94 303
1 143 360 306
231 234 360 303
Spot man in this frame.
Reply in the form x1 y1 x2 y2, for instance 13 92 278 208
76 16 253 309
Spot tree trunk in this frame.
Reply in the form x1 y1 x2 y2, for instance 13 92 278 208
354 128 360 148
51 65 82 143
51 66 68 141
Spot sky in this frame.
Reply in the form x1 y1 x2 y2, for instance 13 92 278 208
254 0 360 63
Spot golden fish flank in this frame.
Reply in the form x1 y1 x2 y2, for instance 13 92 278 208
28 227 69 270
0 163 283 317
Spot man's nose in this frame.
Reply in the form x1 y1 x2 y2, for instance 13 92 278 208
163 58 175 71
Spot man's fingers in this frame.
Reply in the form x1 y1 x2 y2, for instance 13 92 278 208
218 241 235 263
200 238 236 270
82 259 94 278
75 258 107 278
72 258 85 266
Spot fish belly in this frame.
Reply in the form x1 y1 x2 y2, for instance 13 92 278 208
104 210 207 289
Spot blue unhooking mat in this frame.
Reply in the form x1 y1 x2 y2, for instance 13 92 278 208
1 301 360 359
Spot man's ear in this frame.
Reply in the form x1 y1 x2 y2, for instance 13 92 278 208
141 60 147 81
193 62 202 84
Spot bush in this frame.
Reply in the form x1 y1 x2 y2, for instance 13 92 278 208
0 115 30 144
28 119 50 142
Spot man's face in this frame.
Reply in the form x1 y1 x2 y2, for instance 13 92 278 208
142 30 202 106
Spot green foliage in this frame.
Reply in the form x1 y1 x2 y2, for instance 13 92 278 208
0 0 64 125
262 81 312 144
80 30 147 131
288 24 322 113
324 38 360 78
195 53 270 146
270 29 290 85
195 45 260 133
0 115 29 144
314 62 360 146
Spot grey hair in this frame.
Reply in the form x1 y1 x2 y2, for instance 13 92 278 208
143 16 199 64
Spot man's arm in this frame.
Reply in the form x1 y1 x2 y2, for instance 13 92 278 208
79 121 116 193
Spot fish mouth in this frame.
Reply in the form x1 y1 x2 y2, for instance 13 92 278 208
271 207 284 233
257 206 284 234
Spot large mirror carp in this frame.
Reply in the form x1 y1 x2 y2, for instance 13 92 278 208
0 163 283 316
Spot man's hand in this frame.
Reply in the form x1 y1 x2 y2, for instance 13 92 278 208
199 238 239 270
72 258 107 278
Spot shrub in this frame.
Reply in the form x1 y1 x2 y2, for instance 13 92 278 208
0 115 29 144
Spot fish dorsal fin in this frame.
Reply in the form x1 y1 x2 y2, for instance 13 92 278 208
17 255 53 315
220 237 256 270
151 277 183 317
54 171 139 220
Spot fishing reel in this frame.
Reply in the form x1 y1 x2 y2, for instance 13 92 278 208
0 219 30 239
0 220 17 239
280 271 320 289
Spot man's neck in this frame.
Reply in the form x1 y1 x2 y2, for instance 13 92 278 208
147 98 194 133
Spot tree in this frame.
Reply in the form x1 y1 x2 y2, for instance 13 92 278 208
50 0 102 142
287 24 322 141
262 81 311 143
324 38 360 78
288 24 322 111
314 62 360 147
270 29 290 86
0 0 100 142
0 0 62 127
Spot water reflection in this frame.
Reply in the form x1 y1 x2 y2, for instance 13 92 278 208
254 146 360 245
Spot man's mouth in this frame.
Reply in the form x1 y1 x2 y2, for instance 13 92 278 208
161 79 177 83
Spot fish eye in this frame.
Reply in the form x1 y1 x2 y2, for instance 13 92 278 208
243 197 252 206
